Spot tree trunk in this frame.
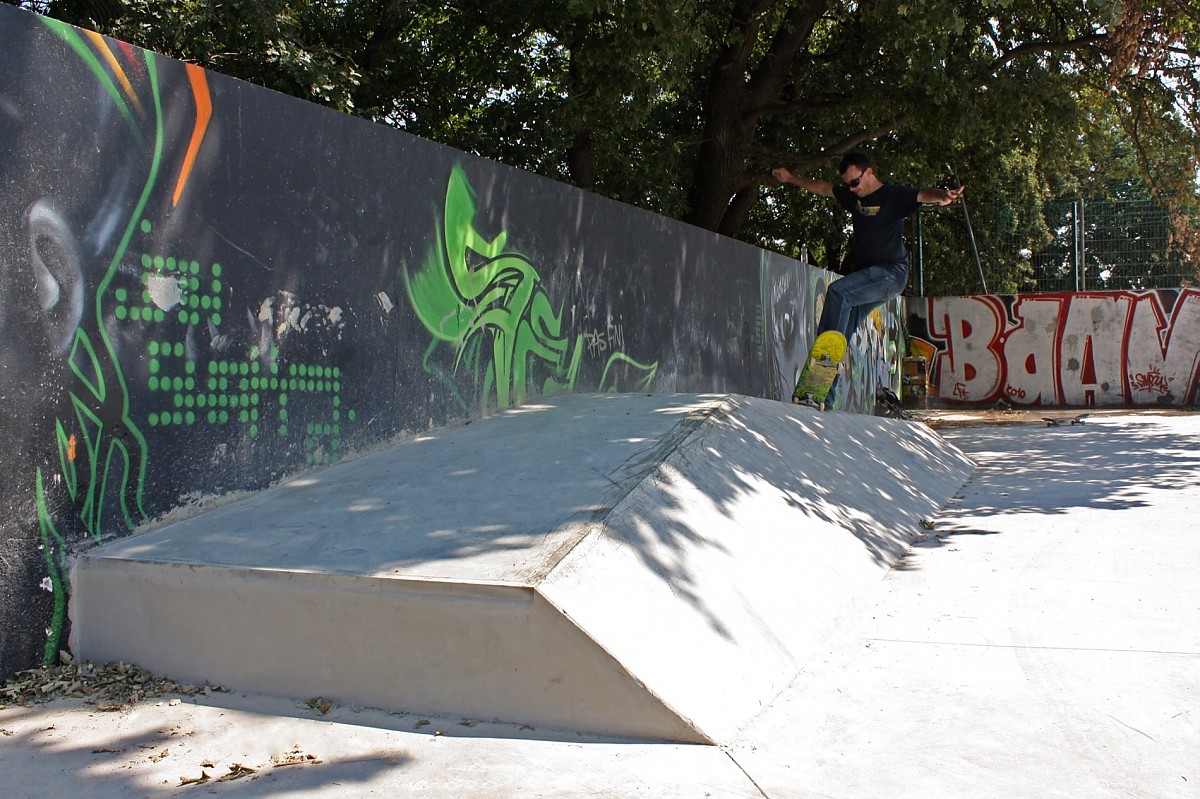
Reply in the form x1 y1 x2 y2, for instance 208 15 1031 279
684 0 832 239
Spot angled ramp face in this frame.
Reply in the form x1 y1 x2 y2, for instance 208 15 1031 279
539 396 975 743
72 393 973 743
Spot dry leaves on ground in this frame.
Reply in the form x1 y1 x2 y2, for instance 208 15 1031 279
0 651 224 709
180 762 259 785
272 745 322 767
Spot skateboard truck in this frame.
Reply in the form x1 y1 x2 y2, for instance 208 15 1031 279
792 392 822 409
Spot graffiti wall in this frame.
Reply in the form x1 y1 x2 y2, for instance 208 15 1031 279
0 6 899 682
906 290 1200 407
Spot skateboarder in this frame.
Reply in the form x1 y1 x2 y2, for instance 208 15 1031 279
772 152 964 344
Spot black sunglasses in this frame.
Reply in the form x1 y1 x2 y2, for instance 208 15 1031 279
842 169 868 189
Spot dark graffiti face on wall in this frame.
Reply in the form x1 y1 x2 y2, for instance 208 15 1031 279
759 248 903 412
1 14 365 672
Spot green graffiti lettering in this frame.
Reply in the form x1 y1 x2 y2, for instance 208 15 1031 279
405 165 656 408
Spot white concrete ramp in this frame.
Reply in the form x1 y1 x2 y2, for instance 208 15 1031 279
71 393 973 744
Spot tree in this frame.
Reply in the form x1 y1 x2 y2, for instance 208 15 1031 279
1104 0 1200 276
8 0 1198 293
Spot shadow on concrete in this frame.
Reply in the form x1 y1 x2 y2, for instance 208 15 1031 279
0 699 410 799
594 398 967 637
928 417 1200 540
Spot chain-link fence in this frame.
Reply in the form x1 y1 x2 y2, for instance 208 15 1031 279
910 196 1198 296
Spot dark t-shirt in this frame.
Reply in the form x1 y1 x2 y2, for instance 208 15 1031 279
832 182 920 268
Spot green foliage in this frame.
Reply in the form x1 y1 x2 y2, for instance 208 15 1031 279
10 0 1198 293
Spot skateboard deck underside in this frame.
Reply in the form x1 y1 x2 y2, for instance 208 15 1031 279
792 331 847 406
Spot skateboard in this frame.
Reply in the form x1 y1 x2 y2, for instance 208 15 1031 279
1043 413 1090 427
792 330 848 409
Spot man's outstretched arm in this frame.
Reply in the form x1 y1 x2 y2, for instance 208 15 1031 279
918 185 965 205
772 167 835 198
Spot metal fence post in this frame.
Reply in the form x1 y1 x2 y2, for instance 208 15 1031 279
1079 197 1087 290
1080 197 1089 291
917 207 924 296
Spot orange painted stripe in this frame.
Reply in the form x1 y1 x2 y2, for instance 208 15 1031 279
173 64 213 207
84 30 145 118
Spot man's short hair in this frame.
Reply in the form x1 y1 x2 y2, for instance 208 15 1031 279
838 152 872 174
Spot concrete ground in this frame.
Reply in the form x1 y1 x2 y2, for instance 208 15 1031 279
2 408 1198 798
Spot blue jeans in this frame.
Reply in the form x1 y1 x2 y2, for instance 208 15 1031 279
817 261 908 342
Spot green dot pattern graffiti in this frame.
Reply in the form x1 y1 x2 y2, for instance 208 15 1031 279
114 220 352 462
